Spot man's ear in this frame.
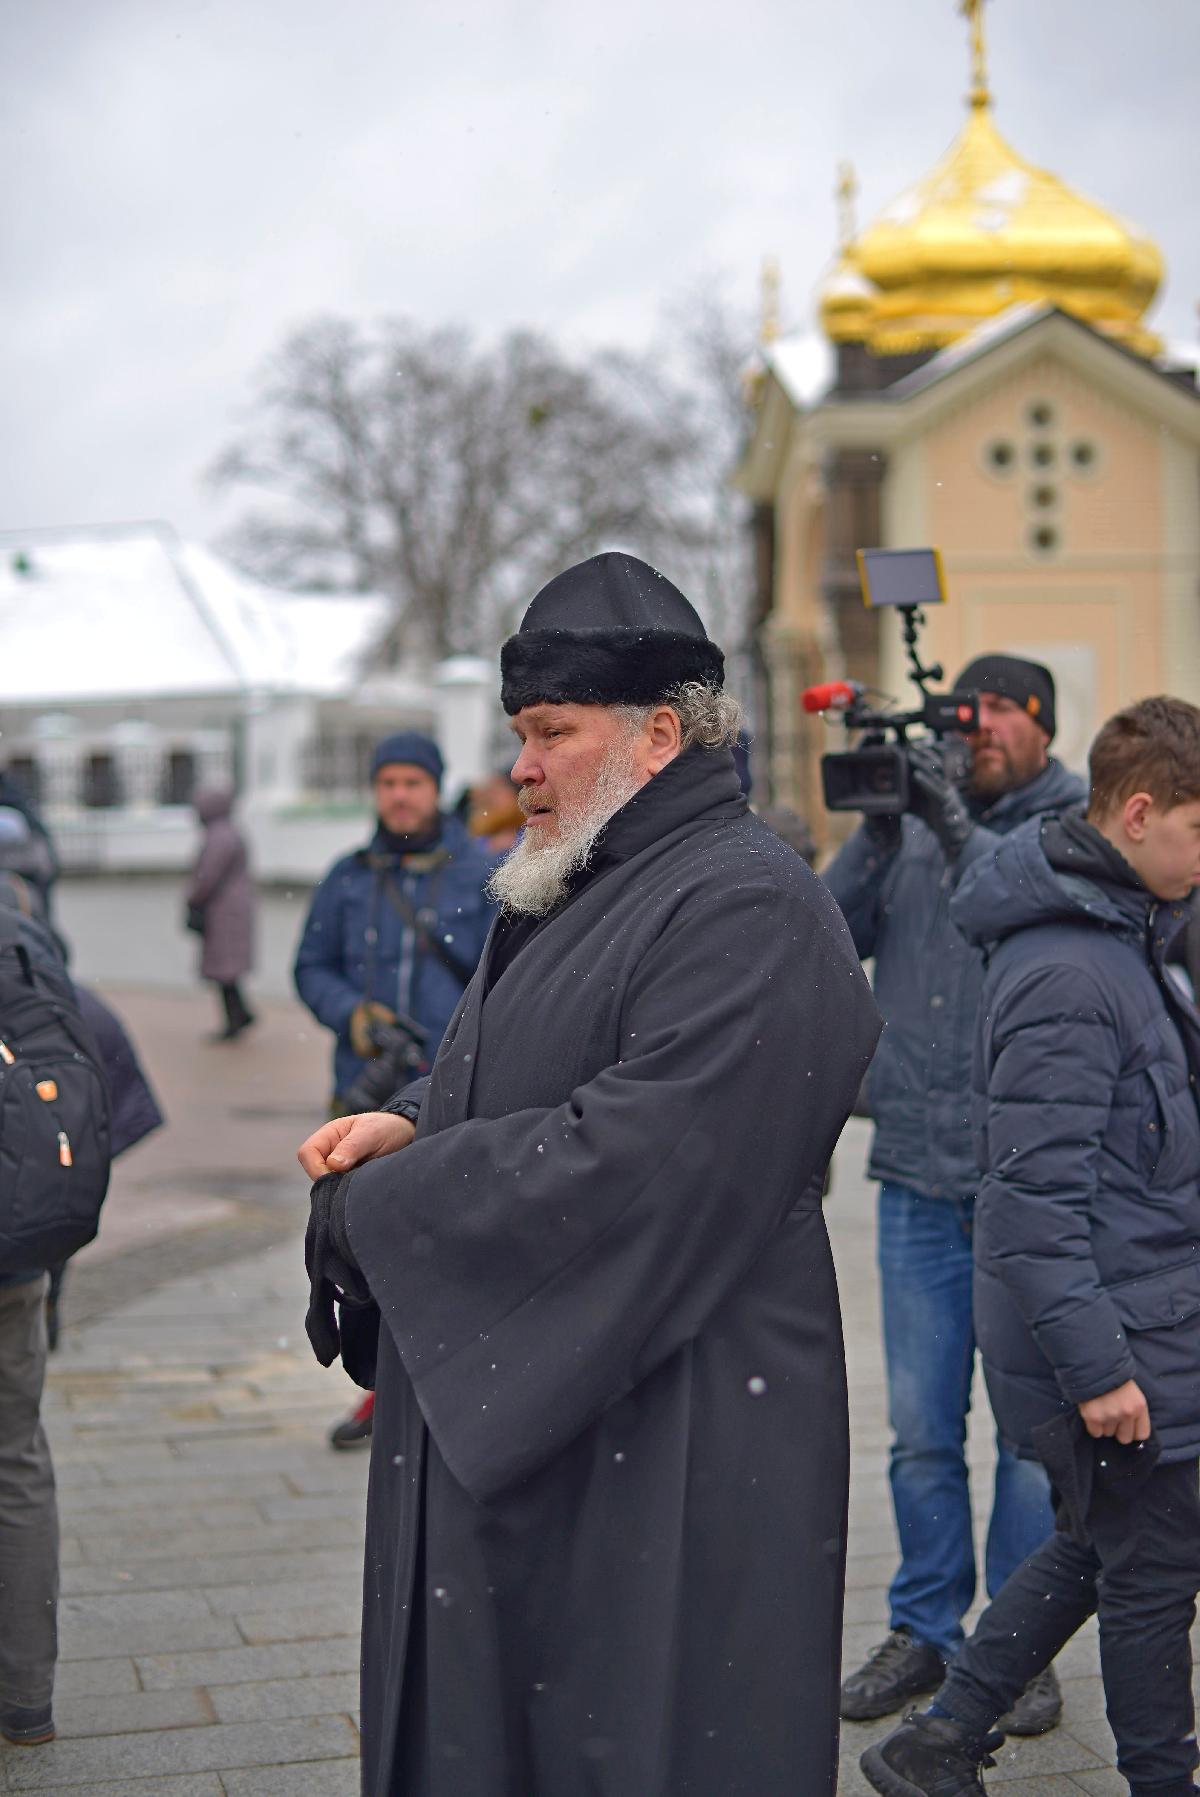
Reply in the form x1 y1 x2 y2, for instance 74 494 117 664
643 706 683 773
1122 791 1155 842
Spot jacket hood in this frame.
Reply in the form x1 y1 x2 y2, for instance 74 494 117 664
951 811 1150 951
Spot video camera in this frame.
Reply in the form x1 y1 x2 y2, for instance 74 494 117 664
340 1012 430 1116
802 548 979 816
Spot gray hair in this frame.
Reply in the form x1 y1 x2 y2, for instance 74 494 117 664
614 681 743 752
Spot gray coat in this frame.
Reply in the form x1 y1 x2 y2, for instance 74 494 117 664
951 818 1200 1462
824 758 1084 1200
187 789 255 984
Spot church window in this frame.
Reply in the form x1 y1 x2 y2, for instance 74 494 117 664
82 754 122 810
161 750 197 807
1027 400 1055 429
4 757 41 807
1030 483 1058 510
1029 524 1059 557
1069 440 1099 474
1029 440 1056 469
985 439 1016 474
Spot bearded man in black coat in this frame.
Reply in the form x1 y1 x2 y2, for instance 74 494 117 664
298 552 882 1797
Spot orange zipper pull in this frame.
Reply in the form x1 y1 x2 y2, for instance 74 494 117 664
57 1131 73 1168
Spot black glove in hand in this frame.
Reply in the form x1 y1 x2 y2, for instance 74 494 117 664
305 1171 372 1366
905 740 974 861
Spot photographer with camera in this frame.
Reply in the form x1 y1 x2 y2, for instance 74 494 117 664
827 652 1084 1735
294 730 496 1446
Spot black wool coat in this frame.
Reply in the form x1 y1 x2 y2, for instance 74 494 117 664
337 746 882 1797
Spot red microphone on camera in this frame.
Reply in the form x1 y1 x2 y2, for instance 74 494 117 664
801 680 864 714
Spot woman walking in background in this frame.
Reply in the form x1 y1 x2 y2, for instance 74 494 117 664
186 787 256 1041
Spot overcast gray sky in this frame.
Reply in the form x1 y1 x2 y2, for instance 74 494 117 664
4 0 1197 548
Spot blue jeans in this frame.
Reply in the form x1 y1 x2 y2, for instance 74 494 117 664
878 1183 1054 1659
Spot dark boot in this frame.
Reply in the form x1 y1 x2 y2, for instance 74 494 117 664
861 1711 1003 1797
997 1664 1062 1736
214 983 256 1041
841 1630 946 1721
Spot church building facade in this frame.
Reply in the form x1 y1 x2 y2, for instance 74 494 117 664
737 4 1200 832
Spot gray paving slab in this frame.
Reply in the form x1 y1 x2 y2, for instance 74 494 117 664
77 1518 362 1565
58 1613 242 1663
202 1568 362 1617
51 1689 213 1739
206 1673 359 1725
51 1659 140 1701
232 1602 361 1647
1072 1772 1131 1796
2 1718 356 1789
986 1728 1108 1780
135 1638 362 1693
61 1551 356 1600
6 1780 226 1797
219 1764 362 1797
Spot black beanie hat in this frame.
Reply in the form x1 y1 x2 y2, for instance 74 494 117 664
500 552 724 716
953 654 1057 741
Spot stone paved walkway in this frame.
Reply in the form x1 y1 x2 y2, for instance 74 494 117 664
0 979 1171 1793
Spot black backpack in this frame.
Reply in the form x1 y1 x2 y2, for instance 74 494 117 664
0 907 111 1274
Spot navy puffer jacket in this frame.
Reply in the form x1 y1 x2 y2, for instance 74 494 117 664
825 758 1084 1200
295 816 496 1096
950 816 1200 1463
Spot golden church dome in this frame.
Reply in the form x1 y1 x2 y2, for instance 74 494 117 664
825 2 1164 359
819 252 878 344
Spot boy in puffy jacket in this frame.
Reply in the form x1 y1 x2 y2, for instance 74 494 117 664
863 696 1200 1797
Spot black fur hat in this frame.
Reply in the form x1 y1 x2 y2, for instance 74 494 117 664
500 553 724 716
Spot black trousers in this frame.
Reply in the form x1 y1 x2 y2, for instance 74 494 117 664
938 1455 1200 1795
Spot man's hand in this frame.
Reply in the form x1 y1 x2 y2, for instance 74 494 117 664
1078 1379 1151 1444
297 1111 415 1180
349 1001 397 1060
905 740 974 861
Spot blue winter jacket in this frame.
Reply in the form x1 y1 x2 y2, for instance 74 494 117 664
294 816 497 1096
824 758 1084 1201
951 819 1200 1463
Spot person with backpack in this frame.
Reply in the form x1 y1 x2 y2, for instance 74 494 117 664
0 898 112 1748
294 731 496 1447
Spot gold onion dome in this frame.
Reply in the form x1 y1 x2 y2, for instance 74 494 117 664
819 2 1164 359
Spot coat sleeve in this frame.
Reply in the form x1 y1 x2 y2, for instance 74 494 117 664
823 823 899 957
187 826 238 909
975 964 1137 1405
293 873 361 1037
344 877 881 1502
948 819 1004 883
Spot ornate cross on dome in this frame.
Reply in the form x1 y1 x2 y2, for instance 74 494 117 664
959 0 991 110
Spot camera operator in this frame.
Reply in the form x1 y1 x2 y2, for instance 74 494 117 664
826 654 1084 1735
294 730 496 1447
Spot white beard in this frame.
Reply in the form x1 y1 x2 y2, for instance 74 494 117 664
486 742 644 918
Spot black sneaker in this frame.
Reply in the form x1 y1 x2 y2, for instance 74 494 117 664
997 1664 1062 1736
841 1630 946 1721
329 1392 374 1450
861 1711 1003 1796
1 1704 55 1746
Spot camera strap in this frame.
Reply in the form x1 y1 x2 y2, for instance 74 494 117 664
366 851 476 993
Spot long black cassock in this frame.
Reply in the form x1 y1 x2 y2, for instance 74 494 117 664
336 746 881 1796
